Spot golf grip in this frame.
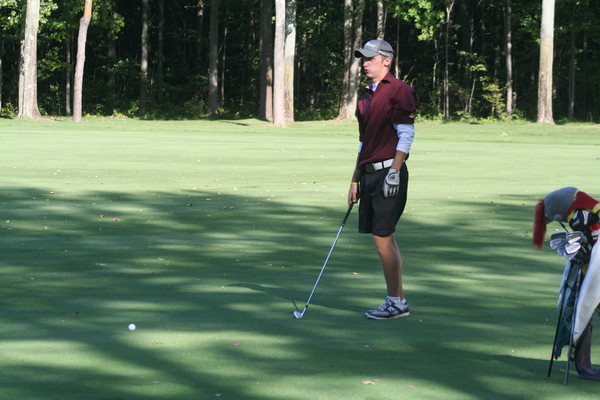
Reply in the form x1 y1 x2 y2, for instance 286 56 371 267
342 202 354 225
301 203 354 311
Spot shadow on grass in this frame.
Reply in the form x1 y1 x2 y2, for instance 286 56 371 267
0 187 590 399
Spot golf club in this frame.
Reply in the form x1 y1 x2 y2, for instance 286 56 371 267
564 269 584 386
293 203 354 319
548 259 578 378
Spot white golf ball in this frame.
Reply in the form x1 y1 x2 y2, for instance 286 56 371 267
128 323 136 331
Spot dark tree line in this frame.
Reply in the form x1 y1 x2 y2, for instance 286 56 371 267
1 0 599 122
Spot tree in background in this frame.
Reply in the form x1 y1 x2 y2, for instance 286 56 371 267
2 0 600 122
273 0 285 127
537 0 554 123
208 0 219 115
259 0 273 121
73 0 92 123
18 0 41 119
337 0 364 120
443 0 455 120
195 1 205 71
156 0 164 103
504 0 513 118
284 0 296 122
386 0 443 116
139 0 148 115
0 0 21 113
376 1 386 38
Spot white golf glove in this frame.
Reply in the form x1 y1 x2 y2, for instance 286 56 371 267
382 168 400 198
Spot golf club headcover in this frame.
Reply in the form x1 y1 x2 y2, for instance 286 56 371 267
533 199 547 249
533 187 578 249
533 187 600 249
545 187 578 223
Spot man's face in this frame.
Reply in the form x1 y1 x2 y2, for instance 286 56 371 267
361 55 390 82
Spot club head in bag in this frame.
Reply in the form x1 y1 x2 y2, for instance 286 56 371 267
550 231 586 259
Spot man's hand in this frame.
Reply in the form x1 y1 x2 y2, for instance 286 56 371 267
382 168 399 198
348 182 360 206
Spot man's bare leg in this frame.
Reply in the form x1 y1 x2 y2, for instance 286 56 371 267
373 234 404 299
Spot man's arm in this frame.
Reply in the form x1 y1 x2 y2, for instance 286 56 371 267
391 150 408 170
348 145 362 205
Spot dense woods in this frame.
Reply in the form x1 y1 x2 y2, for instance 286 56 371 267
1 0 599 122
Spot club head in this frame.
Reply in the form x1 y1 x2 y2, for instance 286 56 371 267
293 310 304 319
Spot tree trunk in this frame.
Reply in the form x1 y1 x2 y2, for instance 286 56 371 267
220 24 227 104
107 40 116 113
208 0 219 114
18 0 42 119
65 36 71 116
273 0 285 127
433 38 440 112
336 0 364 120
259 0 273 121
504 0 513 118
443 0 455 120
394 17 400 76
139 0 149 115
459 0 472 90
196 1 205 72
284 0 296 122
567 2 576 121
537 0 555 124
376 1 385 39
582 31 588 120
1 42 4 113
156 0 164 103
72 0 93 122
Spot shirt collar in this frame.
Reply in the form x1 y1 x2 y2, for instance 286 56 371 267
368 73 393 92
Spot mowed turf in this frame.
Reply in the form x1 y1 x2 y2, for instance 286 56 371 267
1 117 599 399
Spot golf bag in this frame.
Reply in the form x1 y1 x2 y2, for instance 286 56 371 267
549 235 600 383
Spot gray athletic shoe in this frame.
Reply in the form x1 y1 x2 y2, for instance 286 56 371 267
365 298 410 320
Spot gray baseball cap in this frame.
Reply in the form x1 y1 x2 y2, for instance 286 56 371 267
355 40 395 58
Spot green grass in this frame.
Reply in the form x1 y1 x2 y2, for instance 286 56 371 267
1 117 600 399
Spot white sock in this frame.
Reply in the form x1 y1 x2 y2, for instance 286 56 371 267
387 296 405 305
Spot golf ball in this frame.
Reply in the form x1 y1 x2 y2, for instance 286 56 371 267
128 323 136 331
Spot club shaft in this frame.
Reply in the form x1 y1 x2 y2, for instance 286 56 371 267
564 270 584 386
548 280 567 377
548 260 577 377
300 204 354 312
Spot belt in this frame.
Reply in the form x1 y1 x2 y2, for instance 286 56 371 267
363 158 394 173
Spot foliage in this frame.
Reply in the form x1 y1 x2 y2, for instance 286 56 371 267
0 0 20 29
386 0 444 41
1 0 599 121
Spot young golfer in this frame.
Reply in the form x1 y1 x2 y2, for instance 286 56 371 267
347 39 419 320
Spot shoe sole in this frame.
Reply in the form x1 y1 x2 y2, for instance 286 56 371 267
365 311 410 320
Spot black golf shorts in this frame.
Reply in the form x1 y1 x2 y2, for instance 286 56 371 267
358 163 408 236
